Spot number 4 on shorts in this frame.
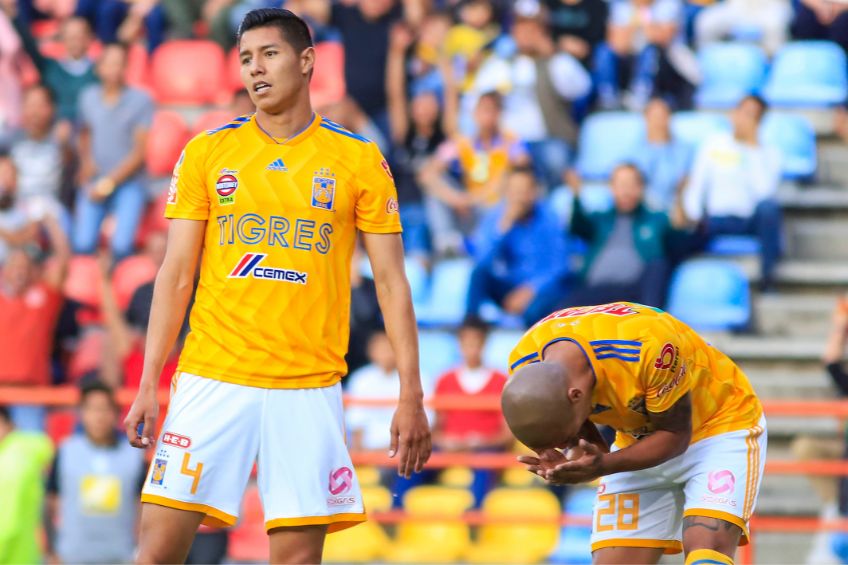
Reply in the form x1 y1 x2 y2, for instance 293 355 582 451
180 452 204 495
596 493 640 532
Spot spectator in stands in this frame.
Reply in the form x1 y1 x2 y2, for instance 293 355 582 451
595 0 698 111
162 0 278 50
74 0 166 52
633 97 691 212
444 0 501 89
8 9 97 123
543 0 609 68
347 245 382 376
432 316 511 506
695 0 791 55
9 85 72 227
564 163 674 308
465 166 571 326
792 296 848 564
0 154 37 265
0 7 23 140
392 12 452 99
0 404 53 564
0 216 68 392
682 94 782 291
420 92 529 256
73 43 153 261
471 10 591 188
792 0 848 54
45 381 146 565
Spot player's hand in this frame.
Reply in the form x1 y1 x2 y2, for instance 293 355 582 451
544 439 606 485
123 386 159 449
388 397 431 478
517 447 567 477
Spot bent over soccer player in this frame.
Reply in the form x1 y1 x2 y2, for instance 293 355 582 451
123 8 431 564
502 302 766 565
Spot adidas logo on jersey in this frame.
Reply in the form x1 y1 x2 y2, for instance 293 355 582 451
266 158 287 172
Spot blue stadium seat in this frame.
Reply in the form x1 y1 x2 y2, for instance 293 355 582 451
549 488 595 564
416 258 474 327
707 235 761 256
763 41 848 107
405 258 430 308
576 113 644 180
418 331 461 381
695 43 768 109
759 113 817 179
483 330 525 373
670 112 731 150
667 259 751 331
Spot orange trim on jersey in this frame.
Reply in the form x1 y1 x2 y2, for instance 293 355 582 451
140 494 237 528
683 508 749 544
591 538 683 555
265 512 367 534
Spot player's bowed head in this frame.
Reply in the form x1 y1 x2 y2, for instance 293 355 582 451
501 361 592 451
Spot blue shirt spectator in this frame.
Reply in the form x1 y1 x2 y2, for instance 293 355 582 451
633 98 691 210
466 166 572 326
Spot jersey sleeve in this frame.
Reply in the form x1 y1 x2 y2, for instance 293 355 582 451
354 141 403 234
165 133 210 221
644 336 691 414
507 336 541 376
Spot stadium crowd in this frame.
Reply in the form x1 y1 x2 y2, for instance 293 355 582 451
0 0 845 562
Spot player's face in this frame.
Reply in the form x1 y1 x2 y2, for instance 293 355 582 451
239 26 314 114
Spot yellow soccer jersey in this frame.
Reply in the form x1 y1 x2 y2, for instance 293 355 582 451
164 113 402 389
508 303 762 448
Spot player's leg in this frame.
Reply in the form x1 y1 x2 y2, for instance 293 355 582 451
138 373 261 563
135 504 205 563
680 417 768 564
259 383 366 564
268 525 328 564
591 468 684 564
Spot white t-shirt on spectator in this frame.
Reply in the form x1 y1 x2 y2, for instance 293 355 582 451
683 132 782 222
610 0 684 50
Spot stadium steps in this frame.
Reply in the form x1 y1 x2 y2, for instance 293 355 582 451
746 368 837 398
754 294 838 337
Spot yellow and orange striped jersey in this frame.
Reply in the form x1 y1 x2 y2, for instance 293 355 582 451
508 303 762 448
165 113 401 389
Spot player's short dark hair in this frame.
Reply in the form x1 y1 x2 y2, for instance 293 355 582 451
459 315 490 337
237 8 313 54
0 405 10 425
612 161 645 185
79 380 117 409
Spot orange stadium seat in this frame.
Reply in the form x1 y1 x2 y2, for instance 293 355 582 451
151 40 226 105
193 109 239 135
227 482 269 561
145 111 190 177
112 254 158 310
64 255 102 307
384 486 474 563
324 485 393 562
466 487 561 564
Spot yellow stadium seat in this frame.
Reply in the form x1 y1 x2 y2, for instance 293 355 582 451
323 485 393 563
502 467 545 487
384 486 475 563
355 465 382 487
466 487 562 564
439 466 474 488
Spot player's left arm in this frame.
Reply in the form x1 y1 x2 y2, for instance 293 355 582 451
362 232 433 478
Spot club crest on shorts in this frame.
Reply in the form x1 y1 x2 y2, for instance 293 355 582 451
151 458 168 485
312 169 336 211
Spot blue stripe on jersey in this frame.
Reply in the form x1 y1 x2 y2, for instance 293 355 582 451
589 339 642 348
510 351 539 371
592 345 641 354
319 122 369 143
690 560 728 565
595 353 641 362
206 121 247 135
233 115 251 122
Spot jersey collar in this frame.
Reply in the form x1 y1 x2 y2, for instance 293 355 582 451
250 112 321 146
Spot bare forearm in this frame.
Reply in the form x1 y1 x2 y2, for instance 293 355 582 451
824 327 847 364
106 147 146 186
139 265 193 389
601 430 688 475
375 277 422 400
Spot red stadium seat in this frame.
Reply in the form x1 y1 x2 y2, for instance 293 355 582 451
227 483 269 561
311 41 346 109
193 109 239 135
46 410 77 445
151 40 226 105
38 40 102 61
126 44 151 90
64 255 102 307
226 47 243 93
112 255 158 310
68 329 105 381
146 111 189 177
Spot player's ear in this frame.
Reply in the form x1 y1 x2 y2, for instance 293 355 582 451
566 387 583 404
301 46 315 78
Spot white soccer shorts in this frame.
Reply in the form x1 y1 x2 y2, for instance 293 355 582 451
140 372 365 532
591 417 767 554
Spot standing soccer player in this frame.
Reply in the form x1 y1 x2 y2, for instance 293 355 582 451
502 302 766 565
123 8 431 564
